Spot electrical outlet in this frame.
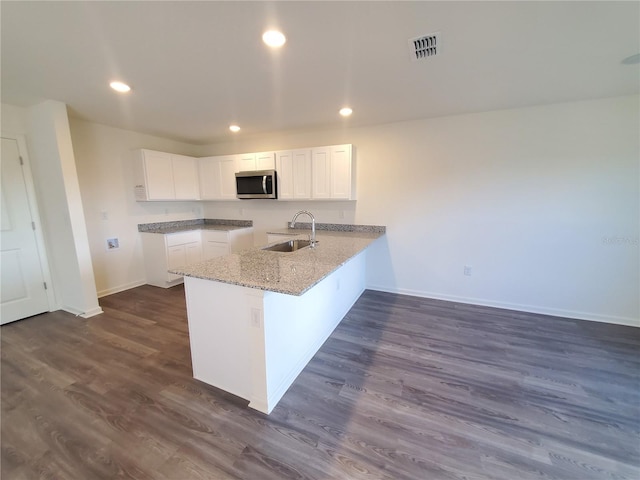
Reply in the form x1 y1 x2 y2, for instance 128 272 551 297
100 210 108 220
464 265 472 276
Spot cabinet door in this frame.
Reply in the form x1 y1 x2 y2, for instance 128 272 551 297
311 148 331 199
292 149 312 199
255 152 275 170
275 151 294 199
236 153 255 172
199 156 237 200
330 145 352 199
185 242 203 265
166 245 186 281
172 155 200 200
277 149 311 200
219 156 238 199
198 156 222 200
143 150 175 200
203 241 229 260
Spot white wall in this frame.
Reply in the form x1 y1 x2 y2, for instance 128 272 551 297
1 103 28 133
24 101 102 317
199 96 639 326
68 119 203 296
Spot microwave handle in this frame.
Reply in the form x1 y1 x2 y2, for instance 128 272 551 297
262 175 267 194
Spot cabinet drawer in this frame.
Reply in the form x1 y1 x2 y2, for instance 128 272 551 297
204 241 230 260
166 231 201 246
202 230 229 243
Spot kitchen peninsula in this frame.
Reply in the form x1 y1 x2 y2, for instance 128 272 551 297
171 223 385 414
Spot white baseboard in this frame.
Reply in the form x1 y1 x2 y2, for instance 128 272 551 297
81 307 104 318
97 280 146 298
61 305 104 318
366 284 639 328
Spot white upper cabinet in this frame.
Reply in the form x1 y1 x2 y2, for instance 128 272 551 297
276 150 294 199
236 153 257 172
236 152 275 172
329 144 353 199
311 148 331 199
171 154 200 200
199 155 237 200
219 157 238 199
311 144 354 200
133 145 353 202
134 149 199 201
276 149 312 200
256 152 276 170
292 150 312 199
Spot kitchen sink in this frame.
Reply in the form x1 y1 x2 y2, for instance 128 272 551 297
262 239 314 253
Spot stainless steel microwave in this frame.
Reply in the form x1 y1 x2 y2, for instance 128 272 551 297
235 170 277 199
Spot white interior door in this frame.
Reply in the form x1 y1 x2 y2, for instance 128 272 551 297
1 137 50 324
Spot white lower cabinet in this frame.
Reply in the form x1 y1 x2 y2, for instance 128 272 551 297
167 245 188 282
142 231 202 288
203 241 230 260
167 242 203 281
202 228 254 260
142 228 254 288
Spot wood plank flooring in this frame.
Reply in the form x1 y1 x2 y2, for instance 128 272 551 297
2 285 639 479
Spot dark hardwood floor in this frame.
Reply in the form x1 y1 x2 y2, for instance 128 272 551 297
2 285 639 479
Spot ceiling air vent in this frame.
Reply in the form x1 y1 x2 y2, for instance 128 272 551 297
409 32 440 61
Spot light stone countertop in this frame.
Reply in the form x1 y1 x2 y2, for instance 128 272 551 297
170 230 384 296
138 218 253 234
140 224 251 234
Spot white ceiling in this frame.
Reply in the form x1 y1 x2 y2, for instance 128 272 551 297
2 1 638 145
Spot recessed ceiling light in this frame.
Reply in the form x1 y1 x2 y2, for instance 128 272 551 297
109 81 131 93
339 107 353 117
229 125 241 133
262 30 286 48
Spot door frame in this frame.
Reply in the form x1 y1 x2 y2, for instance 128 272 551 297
2 132 56 314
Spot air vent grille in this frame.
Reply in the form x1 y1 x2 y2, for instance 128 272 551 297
409 33 440 61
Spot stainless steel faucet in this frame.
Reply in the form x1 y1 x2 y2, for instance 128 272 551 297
289 210 316 247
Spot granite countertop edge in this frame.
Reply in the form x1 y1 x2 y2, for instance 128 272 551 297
138 218 253 234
